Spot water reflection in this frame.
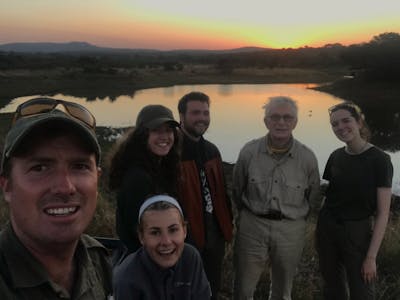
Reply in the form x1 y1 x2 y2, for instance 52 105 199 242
218 85 233 96
1 84 399 194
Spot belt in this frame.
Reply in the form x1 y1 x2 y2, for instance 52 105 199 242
243 205 287 220
257 210 286 220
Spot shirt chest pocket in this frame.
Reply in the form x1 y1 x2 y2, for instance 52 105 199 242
247 175 270 201
282 179 308 207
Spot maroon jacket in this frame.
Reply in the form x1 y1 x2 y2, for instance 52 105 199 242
178 133 233 249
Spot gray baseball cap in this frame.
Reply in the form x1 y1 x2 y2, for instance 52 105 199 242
136 105 179 129
1 109 101 174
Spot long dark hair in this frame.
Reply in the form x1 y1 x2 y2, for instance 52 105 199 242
106 125 180 195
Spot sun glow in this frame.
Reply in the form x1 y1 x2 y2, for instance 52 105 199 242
1 0 400 49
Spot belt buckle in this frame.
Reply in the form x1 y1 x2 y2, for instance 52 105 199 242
265 210 283 220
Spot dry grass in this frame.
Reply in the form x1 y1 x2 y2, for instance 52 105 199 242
375 214 400 299
217 214 400 300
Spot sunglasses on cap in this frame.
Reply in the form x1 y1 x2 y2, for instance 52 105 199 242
12 97 96 129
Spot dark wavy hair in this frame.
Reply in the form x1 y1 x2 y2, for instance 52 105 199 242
106 125 180 194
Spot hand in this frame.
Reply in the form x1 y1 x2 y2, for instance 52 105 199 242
361 256 377 284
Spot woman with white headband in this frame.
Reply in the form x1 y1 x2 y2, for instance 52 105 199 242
113 194 211 299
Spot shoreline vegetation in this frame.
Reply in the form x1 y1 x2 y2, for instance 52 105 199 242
1 66 400 299
0 66 343 107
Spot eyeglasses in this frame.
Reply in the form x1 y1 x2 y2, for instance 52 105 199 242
267 114 296 123
328 102 363 116
12 98 96 129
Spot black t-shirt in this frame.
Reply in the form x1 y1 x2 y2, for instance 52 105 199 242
323 146 393 220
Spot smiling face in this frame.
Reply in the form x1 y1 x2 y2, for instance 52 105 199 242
139 207 187 269
264 103 297 144
0 134 99 250
330 108 362 144
179 100 210 139
147 123 175 157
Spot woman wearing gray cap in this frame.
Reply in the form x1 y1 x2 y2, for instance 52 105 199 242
107 105 180 256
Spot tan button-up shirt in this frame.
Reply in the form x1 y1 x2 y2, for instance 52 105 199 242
233 135 321 220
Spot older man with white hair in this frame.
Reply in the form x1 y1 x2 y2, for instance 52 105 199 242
233 96 321 300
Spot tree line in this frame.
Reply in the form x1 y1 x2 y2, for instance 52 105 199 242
0 32 399 80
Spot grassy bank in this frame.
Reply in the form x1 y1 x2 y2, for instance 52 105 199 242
316 76 400 108
0 66 345 108
316 76 400 152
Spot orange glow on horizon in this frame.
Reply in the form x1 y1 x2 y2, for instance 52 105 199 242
1 1 400 50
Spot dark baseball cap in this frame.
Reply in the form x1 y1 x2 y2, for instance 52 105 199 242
136 105 179 129
1 108 101 174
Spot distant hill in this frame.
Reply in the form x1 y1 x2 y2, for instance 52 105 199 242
0 41 268 54
0 41 138 53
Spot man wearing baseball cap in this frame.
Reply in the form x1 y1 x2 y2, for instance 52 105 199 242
0 97 112 299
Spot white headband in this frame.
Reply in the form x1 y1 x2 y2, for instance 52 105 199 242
138 195 184 223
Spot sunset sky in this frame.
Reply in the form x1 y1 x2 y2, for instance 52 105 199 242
1 0 400 50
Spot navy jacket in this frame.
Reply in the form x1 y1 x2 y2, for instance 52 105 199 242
113 244 211 299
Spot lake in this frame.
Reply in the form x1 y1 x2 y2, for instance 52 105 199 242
2 83 400 194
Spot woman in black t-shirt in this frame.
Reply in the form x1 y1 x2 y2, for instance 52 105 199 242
316 102 393 300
